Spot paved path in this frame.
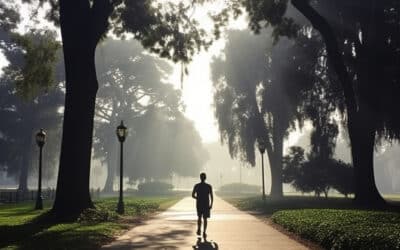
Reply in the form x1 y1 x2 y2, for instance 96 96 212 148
102 196 309 250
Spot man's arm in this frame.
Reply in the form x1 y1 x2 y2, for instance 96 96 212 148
209 185 214 209
192 185 197 199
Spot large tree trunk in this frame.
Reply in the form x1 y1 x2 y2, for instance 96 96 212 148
350 1 385 205
18 128 33 192
103 145 117 193
270 127 284 198
52 0 104 218
18 153 30 191
52 52 98 217
291 0 385 206
350 114 384 205
102 100 118 193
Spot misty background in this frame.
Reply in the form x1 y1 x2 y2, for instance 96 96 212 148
0 1 399 197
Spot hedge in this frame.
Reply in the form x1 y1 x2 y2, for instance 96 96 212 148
271 209 400 249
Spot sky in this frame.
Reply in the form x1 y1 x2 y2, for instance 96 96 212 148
167 3 249 144
169 44 223 143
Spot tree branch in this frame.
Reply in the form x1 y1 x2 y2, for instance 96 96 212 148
91 0 114 45
291 0 357 114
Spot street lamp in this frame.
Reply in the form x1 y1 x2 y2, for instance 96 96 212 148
116 120 127 214
257 139 266 200
35 128 46 210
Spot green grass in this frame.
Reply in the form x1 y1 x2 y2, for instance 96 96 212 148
272 209 400 249
0 196 181 250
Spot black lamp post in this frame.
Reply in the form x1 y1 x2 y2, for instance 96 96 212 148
116 120 127 214
35 128 46 210
257 139 266 200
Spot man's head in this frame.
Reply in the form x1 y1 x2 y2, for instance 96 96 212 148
200 172 206 182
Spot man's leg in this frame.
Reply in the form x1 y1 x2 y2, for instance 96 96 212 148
197 216 201 235
203 215 208 237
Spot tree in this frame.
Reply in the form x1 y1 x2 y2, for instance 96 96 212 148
125 109 208 182
93 39 182 192
283 147 330 197
283 146 353 198
330 160 354 198
220 0 400 205
282 146 305 184
0 29 62 191
3 0 218 218
93 39 207 191
212 28 320 197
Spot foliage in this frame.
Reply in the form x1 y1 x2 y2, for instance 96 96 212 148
93 39 208 189
212 29 269 165
110 0 216 63
77 208 117 224
211 22 332 197
22 0 219 64
211 28 316 165
283 146 354 197
137 181 174 195
3 30 61 101
0 1 20 32
128 110 208 181
330 161 354 198
0 196 179 249
282 146 305 183
0 29 64 188
218 183 260 194
272 209 400 250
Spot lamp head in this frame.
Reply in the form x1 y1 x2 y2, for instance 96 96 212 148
116 120 127 142
36 128 46 147
257 139 266 154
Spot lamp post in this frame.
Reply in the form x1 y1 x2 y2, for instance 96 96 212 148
116 120 127 214
257 139 266 200
35 128 46 210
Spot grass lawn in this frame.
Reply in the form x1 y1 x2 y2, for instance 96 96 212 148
225 195 356 215
0 196 181 250
225 195 400 249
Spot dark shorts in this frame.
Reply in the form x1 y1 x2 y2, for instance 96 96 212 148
197 205 210 218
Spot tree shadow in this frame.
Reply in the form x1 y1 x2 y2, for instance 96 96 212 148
102 225 194 249
192 237 219 250
0 211 57 248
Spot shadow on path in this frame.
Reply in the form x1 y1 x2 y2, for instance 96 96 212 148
192 237 219 250
103 226 193 249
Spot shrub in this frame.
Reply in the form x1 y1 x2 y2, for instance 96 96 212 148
78 208 117 223
272 209 400 249
218 183 260 194
137 181 173 195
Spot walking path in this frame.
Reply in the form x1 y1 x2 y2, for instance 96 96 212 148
102 196 309 250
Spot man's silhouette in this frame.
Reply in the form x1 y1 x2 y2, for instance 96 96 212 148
192 172 213 237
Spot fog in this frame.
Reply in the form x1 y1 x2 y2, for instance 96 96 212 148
0 2 399 198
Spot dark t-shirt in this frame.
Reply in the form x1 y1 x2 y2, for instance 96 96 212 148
193 182 212 208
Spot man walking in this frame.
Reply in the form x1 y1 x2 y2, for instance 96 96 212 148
192 172 213 238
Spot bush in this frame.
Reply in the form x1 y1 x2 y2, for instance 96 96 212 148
78 208 117 223
218 183 260 194
272 209 400 249
283 146 354 197
137 181 173 195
